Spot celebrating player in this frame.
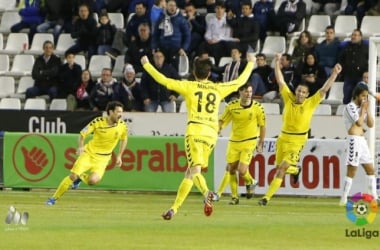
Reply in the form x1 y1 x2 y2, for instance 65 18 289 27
340 82 379 206
141 54 255 220
258 54 342 206
46 101 128 205
216 83 266 205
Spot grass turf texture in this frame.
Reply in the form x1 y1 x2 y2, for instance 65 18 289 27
0 190 379 250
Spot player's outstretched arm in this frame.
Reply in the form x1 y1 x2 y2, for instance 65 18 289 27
140 55 170 87
319 63 342 98
274 54 286 91
228 54 256 87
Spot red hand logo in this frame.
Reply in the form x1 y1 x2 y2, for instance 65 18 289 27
21 146 49 174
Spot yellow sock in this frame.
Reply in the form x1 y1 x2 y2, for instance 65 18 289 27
264 177 283 201
286 166 299 175
79 173 89 185
52 176 73 200
241 170 253 185
192 173 209 196
217 171 230 197
229 174 238 198
171 178 193 214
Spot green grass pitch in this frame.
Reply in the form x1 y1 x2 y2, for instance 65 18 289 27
0 190 379 250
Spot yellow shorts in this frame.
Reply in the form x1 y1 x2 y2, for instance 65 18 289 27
185 135 216 168
71 151 111 179
275 135 306 166
226 140 257 165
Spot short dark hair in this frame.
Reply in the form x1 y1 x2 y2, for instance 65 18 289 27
325 25 334 31
194 59 212 79
352 82 368 100
296 82 310 92
256 53 266 59
238 83 252 92
64 51 75 58
43 40 54 49
282 53 291 62
106 101 124 114
215 0 226 9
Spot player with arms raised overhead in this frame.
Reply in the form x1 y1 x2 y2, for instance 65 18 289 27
216 83 266 205
340 82 379 206
258 54 342 206
46 101 128 205
141 54 255 220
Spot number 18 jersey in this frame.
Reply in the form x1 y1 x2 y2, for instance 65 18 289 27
143 62 254 137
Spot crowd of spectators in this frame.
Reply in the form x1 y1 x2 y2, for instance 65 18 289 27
6 0 380 113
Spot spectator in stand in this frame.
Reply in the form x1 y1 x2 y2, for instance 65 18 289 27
36 0 65 42
150 0 166 32
252 53 273 98
59 52 83 110
189 0 212 10
124 23 152 73
344 0 376 27
295 52 327 96
89 68 125 111
184 2 206 60
266 53 296 102
66 4 98 61
96 12 117 55
253 0 275 44
140 50 180 112
275 0 306 37
125 22 152 74
338 29 368 104
75 0 105 15
11 0 44 44
291 30 315 67
226 0 260 56
120 64 144 111
27 40 62 100
221 47 247 101
128 0 155 16
191 50 221 82
205 0 217 12
106 0 129 20
310 0 341 17
125 2 150 46
253 53 272 84
367 0 380 16
76 69 95 111
225 0 246 16
314 25 340 77
202 1 234 66
152 0 191 70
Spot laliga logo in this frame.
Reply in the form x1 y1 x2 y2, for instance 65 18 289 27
345 192 378 226
344 192 379 240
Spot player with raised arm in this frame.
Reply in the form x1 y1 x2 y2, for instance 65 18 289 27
216 83 266 204
340 82 379 206
141 54 255 220
258 54 342 206
46 101 128 205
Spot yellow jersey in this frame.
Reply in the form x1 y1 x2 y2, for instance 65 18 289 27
220 99 266 141
143 62 254 137
80 117 128 155
281 85 322 135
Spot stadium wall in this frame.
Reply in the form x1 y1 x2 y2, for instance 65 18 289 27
2 132 377 197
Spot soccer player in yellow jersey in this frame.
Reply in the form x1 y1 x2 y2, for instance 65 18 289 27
216 83 266 205
46 101 128 205
258 54 342 206
141 54 255 220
